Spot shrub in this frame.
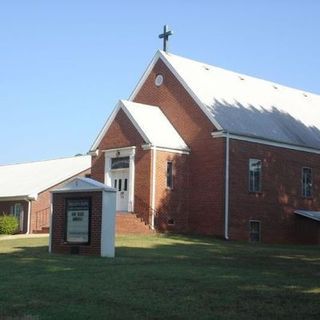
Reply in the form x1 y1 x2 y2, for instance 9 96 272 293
0 214 19 234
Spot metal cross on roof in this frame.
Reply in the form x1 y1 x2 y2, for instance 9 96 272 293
159 25 173 52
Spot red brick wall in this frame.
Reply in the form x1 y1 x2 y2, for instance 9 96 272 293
0 200 29 233
133 59 226 236
90 56 320 244
51 191 102 256
229 139 320 244
91 109 152 224
153 150 190 232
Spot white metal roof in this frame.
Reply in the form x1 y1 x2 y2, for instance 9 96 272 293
0 155 91 199
90 100 189 152
130 50 320 150
121 100 188 150
160 51 320 149
295 210 320 222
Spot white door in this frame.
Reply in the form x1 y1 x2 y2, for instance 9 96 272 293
111 170 129 211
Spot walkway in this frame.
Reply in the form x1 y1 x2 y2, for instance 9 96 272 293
0 233 48 241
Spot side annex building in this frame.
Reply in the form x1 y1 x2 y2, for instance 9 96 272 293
0 155 91 234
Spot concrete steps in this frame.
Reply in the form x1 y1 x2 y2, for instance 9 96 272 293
31 214 153 235
116 212 154 235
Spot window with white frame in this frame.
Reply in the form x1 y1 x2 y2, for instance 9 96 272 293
249 220 261 242
166 161 173 189
249 159 262 192
10 203 22 217
111 156 129 169
302 167 312 197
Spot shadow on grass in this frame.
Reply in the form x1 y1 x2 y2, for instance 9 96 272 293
0 235 319 320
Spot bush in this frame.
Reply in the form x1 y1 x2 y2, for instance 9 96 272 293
0 214 19 234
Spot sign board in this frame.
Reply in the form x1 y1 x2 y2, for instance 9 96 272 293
66 199 90 244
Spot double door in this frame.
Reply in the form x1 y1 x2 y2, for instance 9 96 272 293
112 170 129 211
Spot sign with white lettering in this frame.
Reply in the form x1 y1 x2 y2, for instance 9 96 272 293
66 199 90 243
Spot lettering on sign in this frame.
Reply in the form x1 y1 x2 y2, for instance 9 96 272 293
66 199 91 244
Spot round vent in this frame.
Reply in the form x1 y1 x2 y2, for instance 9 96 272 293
155 74 164 87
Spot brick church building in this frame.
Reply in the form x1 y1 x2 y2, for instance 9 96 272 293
89 50 320 244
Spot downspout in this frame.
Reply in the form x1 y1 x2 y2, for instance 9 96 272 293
48 193 53 253
26 200 31 234
224 132 230 240
151 146 157 230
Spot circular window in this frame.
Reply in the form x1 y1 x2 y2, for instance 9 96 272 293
155 74 164 87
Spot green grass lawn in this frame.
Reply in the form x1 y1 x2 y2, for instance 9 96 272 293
0 235 319 320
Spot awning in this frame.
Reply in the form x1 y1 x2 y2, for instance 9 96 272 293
295 210 320 222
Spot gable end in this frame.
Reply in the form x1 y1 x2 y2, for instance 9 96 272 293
129 50 223 131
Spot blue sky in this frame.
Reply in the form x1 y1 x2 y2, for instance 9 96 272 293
1 1 319 164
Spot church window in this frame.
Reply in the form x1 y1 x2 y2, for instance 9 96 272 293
111 157 129 169
166 161 173 189
302 167 312 197
249 159 262 192
10 203 22 217
249 220 261 242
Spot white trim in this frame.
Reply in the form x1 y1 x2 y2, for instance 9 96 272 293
90 99 189 153
141 144 190 155
0 196 30 202
212 131 320 155
129 50 223 131
104 146 136 212
90 100 153 152
88 149 99 156
224 133 230 240
129 153 135 212
249 158 262 193
151 146 157 229
90 102 122 152
27 200 31 234
102 146 136 153
52 188 116 194
301 167 313 198
120 101 151 144
101 190 116 257
129 51 162 102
